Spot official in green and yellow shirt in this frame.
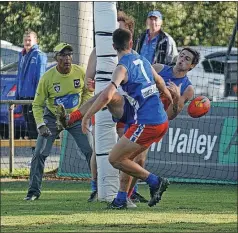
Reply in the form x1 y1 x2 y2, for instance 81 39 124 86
24 43 93 200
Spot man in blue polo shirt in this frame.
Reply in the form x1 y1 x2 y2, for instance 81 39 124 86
135 10 178 65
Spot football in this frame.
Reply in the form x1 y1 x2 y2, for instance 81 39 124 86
187 96 211 118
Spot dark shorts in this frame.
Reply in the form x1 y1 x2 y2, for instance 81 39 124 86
112 95 135 125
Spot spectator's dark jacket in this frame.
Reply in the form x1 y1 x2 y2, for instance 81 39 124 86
134 29 178 65
17 44 47 98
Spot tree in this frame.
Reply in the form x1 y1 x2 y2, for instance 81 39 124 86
118 1 237 47
0 2 59 52
0 2 237 52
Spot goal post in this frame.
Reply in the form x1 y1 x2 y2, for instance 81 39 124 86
94 2 119 202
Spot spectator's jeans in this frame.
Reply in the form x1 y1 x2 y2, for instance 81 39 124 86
27 108 92 196
20 97 38 140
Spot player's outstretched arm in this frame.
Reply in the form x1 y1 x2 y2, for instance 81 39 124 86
167 84 194 120
81 65 127 133
85 47 97 92
151 66 173 105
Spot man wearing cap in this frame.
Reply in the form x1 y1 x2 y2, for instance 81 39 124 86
135 10 178 65
24 42 93 201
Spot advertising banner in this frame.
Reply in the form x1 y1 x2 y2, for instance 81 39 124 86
58 102 237 184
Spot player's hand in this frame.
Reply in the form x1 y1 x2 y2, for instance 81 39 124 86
162 87 173 105
167 81 181 101
82 115 90 134
38 125 52 137
86 78 95 92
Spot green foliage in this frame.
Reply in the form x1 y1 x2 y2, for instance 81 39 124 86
0 2 59 52
118 1 237 47
0 2 237 52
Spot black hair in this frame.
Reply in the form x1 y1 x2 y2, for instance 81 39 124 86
180 47 200 65
112 28 132 52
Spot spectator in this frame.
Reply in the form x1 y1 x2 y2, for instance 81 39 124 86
134 10 178 65
17 30 47 156
23 43 93 201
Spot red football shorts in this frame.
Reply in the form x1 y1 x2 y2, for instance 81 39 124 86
124 120 169 148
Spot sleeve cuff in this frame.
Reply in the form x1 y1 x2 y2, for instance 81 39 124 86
37 122 46 129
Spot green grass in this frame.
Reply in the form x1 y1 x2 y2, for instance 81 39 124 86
1 180 237 232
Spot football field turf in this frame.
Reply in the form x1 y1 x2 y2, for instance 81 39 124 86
1 180 237 232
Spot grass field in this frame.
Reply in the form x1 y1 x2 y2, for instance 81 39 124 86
1 180 237 233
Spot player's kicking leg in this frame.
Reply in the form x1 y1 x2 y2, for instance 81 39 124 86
56 92 103 129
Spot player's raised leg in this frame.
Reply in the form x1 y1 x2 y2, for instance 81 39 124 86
56 92 103 128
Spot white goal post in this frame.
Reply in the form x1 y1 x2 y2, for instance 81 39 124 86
94 2 119 202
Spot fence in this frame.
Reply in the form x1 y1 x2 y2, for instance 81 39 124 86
0 100 61 175
1 99 237 184
0 2 237 183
